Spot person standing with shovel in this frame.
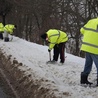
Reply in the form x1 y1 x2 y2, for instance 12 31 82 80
41 29 68 65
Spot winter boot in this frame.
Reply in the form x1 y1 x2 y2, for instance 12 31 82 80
97 77 98 86
80 72 93 85
46 60 57 64
50 60 57 64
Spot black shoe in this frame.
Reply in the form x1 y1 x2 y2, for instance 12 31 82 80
46 60 57 64
4 38 9 42
50 60 57 64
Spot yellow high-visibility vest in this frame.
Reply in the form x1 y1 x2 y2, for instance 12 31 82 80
80 18 98 54
4 24 15 34
0 23 4 32
46 29 68 50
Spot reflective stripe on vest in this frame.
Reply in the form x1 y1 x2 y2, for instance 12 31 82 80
63 36 67 40
83 27 98 33
82 42 98 48
49 30 60 44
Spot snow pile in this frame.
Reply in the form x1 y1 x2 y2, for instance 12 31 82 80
0 36 98 98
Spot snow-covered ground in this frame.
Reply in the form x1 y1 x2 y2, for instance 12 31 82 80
0 36 98 98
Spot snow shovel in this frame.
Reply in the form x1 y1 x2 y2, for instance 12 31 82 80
49 51 51 61
10 35 13 41
46 52 51 64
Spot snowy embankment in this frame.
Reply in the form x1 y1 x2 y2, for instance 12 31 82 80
0 36 98 98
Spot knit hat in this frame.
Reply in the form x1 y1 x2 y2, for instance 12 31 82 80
41 33 47 40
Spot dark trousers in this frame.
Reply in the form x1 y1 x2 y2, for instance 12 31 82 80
53 43 65 63
0 33 3 39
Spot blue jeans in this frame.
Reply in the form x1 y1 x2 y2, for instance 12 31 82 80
82 52 98 76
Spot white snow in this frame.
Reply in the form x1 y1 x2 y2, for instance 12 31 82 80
0 36 98 98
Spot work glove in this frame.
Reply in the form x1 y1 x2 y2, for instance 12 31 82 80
48 49 51 52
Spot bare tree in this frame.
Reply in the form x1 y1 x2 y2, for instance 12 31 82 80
0 0 12 25
1 0 98 57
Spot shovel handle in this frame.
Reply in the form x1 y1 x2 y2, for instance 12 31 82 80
49 52 51 61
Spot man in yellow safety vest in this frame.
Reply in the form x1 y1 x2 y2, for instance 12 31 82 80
0 23 4 40
4 24 17 42
41 29 68 65
80 17 98 86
